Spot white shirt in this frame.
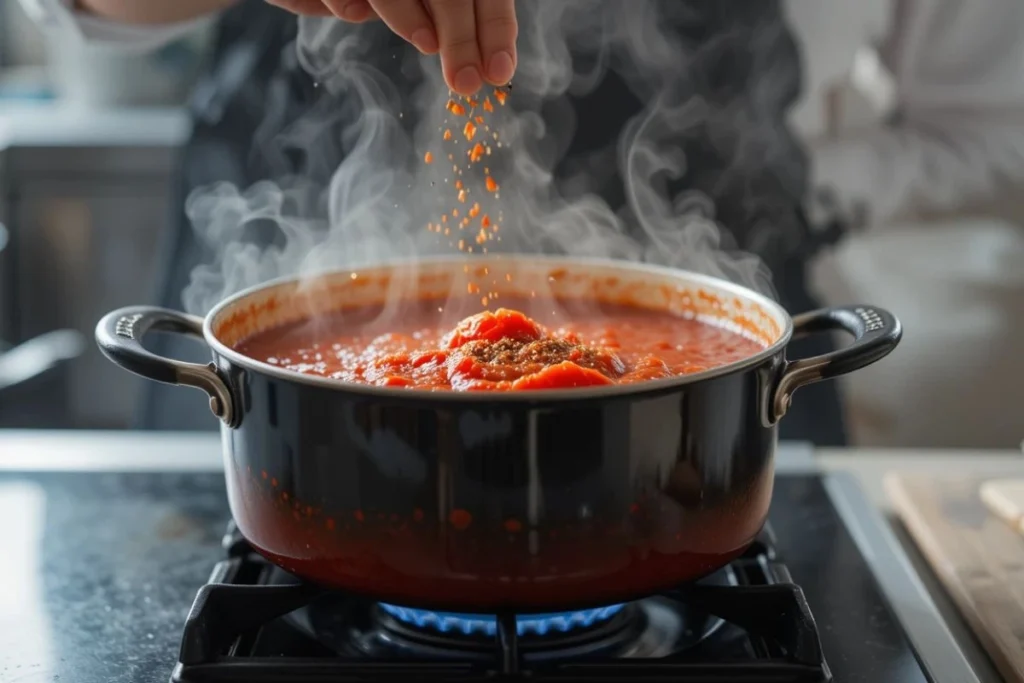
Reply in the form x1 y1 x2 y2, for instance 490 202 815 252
19 0 1024 229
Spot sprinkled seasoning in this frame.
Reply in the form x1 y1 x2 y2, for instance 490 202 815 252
424 86 511 300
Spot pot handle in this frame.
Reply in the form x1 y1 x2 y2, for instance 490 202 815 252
95 306 236 427
772 305 901 422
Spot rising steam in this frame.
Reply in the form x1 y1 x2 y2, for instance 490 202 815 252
182 1 798 318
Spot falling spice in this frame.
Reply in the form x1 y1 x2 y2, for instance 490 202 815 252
423 87 511 300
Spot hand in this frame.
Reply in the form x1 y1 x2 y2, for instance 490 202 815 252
268 0 518 95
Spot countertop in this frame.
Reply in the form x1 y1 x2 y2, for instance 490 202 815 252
0 430 1019 683
0 102 190 149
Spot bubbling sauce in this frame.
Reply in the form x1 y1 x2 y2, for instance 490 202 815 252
235 299 766 391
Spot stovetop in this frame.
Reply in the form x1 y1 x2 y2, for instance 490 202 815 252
172 522 830 681
0 463 976 683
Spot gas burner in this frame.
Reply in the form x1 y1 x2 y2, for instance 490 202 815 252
171 523 832 682
286 563 736 662
361 601 647 662
377 602 627 637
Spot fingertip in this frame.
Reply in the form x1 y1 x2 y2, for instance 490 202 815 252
346 2 374 21
451 65 483 95
411 27 439 54
485 50 515 85
326 0 373 21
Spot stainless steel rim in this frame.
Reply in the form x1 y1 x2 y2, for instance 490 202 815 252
202 255 794 403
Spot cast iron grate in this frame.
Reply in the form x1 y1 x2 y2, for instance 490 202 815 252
170 523 832 682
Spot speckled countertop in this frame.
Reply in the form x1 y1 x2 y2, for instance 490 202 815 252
0 470 229 683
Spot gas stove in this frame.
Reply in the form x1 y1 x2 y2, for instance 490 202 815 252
173 522 828 682
0 437 984 683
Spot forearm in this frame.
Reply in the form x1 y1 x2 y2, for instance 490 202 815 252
74 0 237 25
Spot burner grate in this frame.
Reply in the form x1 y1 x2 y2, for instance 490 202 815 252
170 523 831 682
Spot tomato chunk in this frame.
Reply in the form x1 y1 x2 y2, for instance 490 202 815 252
442 309 544 349
510 361 614 390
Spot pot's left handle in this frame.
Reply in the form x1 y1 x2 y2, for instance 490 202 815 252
771 305 902 422
96 306 237 427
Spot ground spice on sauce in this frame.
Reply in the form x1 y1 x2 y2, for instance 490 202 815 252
237 302 764 391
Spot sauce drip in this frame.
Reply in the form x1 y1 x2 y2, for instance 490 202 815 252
236 299 765 391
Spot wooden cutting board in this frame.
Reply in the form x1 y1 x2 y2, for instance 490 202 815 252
886 473 1024 683
981 479 1024 536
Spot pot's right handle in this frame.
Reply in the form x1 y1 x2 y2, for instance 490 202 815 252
771 305 902 422
95 306 237 427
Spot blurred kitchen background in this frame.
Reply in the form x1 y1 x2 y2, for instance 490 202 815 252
0 0 1022 447
0 0 204 430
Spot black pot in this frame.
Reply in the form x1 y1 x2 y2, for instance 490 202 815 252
96 257 900 612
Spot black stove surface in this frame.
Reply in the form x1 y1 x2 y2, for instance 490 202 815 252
0 471 930 683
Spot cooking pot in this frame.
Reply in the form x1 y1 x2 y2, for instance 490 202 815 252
96 256 900 612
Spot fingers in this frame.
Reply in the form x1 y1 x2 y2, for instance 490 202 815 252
265 0 335 16
321 0 379 22
367 0 439 54
474 0 517 85
304 0 518 94
426 0 482 95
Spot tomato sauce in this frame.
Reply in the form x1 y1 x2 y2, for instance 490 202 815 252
235 298 765 391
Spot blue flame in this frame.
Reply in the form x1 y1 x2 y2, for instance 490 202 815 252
379 603 626 637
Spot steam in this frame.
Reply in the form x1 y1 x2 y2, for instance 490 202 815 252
183 1 801 317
